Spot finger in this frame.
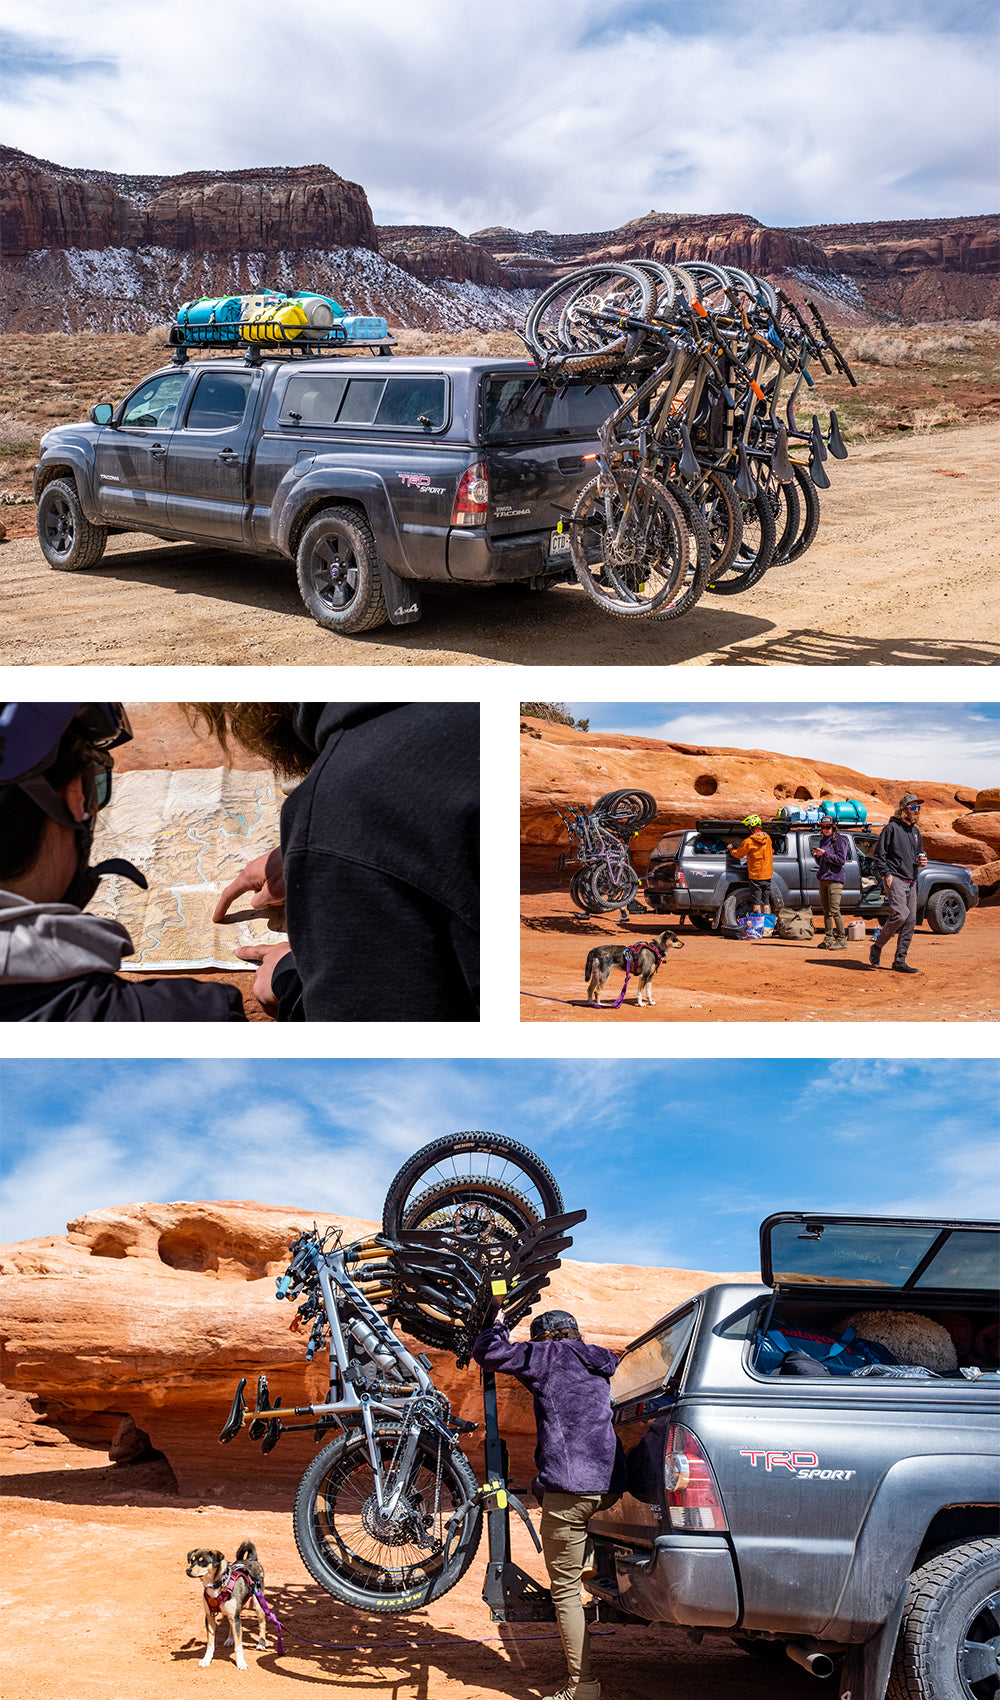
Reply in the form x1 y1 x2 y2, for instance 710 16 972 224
213 870 260 923
249 881 284 912
235 946 268 963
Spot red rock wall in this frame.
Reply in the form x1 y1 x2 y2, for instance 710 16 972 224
0 1202 757 1493
520 718 994 881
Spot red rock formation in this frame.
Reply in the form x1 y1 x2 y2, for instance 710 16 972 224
376 226 506 287
0 146 376 257
520 717 992 879
0 1202 756 1492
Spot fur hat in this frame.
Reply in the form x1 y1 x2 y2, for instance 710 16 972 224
846 1310 958 1374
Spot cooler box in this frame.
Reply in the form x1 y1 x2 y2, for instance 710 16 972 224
339 314 389 341
818 799 867 823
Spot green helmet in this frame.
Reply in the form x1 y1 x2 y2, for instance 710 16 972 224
742 814 762 829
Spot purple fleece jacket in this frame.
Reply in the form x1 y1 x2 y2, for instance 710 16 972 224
815 831 849 883
471 1318 627 1495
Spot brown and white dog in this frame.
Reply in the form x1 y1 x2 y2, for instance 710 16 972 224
585 930 684 1007
186 1540 268 1670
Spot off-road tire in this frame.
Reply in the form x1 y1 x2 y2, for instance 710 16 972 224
886 1537 1000 1700
293 1424 482 1612
686 911 715 932
721 887 758 930
36 478 108 571
925 889 967 934
383 1134 563 1239
295 506 389 634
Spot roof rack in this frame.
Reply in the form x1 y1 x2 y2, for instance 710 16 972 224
693 819 884 835
167 323 395 367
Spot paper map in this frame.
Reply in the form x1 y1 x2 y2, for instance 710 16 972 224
88 768 288 970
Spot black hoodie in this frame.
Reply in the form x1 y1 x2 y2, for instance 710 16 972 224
269 703 479 1021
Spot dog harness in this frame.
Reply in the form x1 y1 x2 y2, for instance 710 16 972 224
611 940 665 1009
205 1564 284 1655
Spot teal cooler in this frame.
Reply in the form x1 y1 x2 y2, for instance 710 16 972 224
339 314 389 341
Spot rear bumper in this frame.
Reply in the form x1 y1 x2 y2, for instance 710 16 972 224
446 525 561 582
609 1535 739 1627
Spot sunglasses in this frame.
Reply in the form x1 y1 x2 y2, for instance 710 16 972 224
82 749 114 815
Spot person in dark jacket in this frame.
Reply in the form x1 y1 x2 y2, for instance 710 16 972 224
0 703 245 1022
472 1306 625 1700
812 816 850 950
202 703 479 1021
871 792 927 974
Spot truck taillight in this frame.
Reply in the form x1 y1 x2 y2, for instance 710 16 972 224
451 462 489 527
674 868 687 887
664 1425 728 1531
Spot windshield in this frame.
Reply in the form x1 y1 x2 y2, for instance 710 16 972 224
766 1218 1000 1292
482 375 618 442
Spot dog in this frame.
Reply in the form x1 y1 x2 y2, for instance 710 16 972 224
585 930 684 1007
186 1540 268 1670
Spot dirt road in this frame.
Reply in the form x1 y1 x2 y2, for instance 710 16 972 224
1 1442 818 1700
520 888 1000 1023
3 422 998 665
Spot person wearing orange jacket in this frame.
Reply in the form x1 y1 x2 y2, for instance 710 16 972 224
733 815 774 916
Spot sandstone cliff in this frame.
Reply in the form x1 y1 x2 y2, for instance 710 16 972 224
520 717 996 881
0 1202 756 1492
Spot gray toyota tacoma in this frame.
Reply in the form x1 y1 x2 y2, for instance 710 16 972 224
644 820 979 935
33 353 617 634
585 1211 999 1700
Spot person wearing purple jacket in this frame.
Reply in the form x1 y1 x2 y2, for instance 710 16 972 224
472 1306 626 1700
812 816 850 950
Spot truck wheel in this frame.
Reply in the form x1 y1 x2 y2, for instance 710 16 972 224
721 889 755 930
887 1538 1000 1700
925 889 967 934
296 507 389 634
36 478 108 571
687 912 714 932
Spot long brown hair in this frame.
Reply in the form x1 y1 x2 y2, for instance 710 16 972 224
182 705 315 779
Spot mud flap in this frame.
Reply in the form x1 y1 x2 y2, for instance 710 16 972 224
379 561 422 626
837 1585 908 1700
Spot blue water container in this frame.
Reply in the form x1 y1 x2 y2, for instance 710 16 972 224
339 314 389 341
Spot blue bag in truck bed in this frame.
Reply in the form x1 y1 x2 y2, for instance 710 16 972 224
818 799 867 823
756 1325 897 1376
338 314 388 341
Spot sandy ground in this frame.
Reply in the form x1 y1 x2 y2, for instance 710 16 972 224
1 1442 819 1700
520 886 1000 1023
2 422 998 666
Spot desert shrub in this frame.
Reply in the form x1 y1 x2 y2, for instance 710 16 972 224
0 413 36 452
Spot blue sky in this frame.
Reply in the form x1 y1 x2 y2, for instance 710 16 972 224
2 1 997 230
2 1059 996 1272
565 703 1000 789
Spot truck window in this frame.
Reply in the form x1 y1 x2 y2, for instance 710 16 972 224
120 372 189 429
338 378 388 425
611 1306 698 1404
278 375 347 425
650 833 684 862
482 375 619 442
184 371 255 431
375 377 447 430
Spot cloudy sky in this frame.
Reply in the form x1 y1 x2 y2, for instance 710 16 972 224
2 1059 997 1270
565 701 1000 789
2 1 997 232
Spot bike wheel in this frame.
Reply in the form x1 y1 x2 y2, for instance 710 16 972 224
593 790 658 833
652 480 711 621
293 1423 482 1613
782 461 822 563
588 862 640 909
523 264 654 367
697 468 743 578
704 486 776 595
764 467 801 564
569 472 689 617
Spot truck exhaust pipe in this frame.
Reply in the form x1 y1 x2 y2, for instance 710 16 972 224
786 1642 836 1678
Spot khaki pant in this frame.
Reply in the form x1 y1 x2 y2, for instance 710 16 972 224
540 1491 618 1682
819 881 845 938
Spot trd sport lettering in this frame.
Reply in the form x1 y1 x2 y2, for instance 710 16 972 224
739 1450 857 1480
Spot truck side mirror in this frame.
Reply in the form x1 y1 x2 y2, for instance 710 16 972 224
91 403 114 425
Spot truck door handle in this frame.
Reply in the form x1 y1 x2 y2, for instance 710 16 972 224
218 449 239 462
150 443 166 457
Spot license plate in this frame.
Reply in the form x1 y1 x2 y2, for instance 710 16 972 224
549 528 572 558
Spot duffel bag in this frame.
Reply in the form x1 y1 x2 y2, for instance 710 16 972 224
757 1325 897 1376
819 799 868 823
776 906 814 941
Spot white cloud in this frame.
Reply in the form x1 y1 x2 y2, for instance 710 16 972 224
608 704 1000 789
1 1 995 230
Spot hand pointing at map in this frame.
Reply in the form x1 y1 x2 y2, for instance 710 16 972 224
213 846 286 923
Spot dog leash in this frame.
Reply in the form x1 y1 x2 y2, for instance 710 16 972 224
610 940 664 1009
207 1566 284 1655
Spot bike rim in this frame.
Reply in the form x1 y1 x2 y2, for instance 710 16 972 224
310 1440 457 1588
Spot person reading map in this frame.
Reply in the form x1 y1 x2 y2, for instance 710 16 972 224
0 703 246 1022
193 702 480 1022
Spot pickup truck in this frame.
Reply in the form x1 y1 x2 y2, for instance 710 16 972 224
643 819 979 935
33 353 617 634
585 1211 1000 1700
